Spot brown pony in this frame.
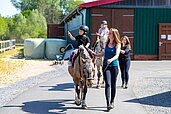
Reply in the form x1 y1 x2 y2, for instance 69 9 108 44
68 45 95 109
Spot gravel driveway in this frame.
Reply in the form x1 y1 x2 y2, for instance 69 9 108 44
0 60 61 107
0 60 170 114
132 61 171 114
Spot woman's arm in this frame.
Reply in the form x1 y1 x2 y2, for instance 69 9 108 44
120 45 130 54
95 51 104 57
107 44 121 64
85 43 90 48
124 45 130 54
68 31 76 41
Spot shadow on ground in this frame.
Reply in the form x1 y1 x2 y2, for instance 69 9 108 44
3 99 78 114
2 82 107 113
40 82 74 91
124 91 171 107
3 99 107 114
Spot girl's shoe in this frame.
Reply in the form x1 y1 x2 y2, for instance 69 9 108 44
121 83 124 88
109 102 114 109
124 84 128 89
107 106 111 112
107 103 114 111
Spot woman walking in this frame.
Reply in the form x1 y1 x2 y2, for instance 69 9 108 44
95 28 121 111
119 36 131 89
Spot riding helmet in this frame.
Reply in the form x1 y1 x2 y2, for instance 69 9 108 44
101 20 107 25
79 25 89 33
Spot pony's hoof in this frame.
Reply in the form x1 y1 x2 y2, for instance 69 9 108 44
82 104 87 109
88 81 93 88
102 81 105 84
96 85 101 89
75 100 81 106
88 84 93 88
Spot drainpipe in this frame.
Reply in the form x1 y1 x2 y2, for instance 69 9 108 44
64 20 68 42
77 7 84 25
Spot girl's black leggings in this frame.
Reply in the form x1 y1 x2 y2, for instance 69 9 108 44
103 65 118 106
119 59 130 85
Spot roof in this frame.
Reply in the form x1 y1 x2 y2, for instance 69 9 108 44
61 0 124 23
80 0 123 8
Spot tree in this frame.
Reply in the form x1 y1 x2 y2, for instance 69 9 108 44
5 10 47 42
12 13 27 42
60 0 83 17
4 17 15 40
26 9 47 38
22 10 32 18
11 0 84 23
0 17 7 40
11 0 61 23
42 0 61 23
11 0 39 12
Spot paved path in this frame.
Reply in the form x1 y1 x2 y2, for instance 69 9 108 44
0 62 149 114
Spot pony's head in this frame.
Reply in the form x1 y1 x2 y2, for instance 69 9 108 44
78 45 94 82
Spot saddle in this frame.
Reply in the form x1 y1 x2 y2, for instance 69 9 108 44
70 51 79 66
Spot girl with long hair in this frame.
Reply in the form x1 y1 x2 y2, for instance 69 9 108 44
95 28 121 111
119 36 131 89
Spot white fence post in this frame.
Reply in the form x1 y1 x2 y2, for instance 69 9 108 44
0 39 16 53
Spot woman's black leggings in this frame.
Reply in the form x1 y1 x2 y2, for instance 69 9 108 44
119 59 130 85
103 65 118 106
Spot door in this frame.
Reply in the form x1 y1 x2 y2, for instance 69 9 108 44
90 8 112 47
48 24 64 38
112 9 134 59
159 23 171 60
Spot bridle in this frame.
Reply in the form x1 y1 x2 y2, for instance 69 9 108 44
78 48 93 81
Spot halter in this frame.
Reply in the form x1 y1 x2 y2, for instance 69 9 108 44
78 47 92 81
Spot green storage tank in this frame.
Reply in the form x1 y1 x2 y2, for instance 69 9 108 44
24 38 45 59
45 39 67 59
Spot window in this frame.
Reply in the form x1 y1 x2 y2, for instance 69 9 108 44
153 0 170 6
137 0 152 6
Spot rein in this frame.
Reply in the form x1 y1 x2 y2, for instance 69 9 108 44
78 49 91 81
78 54 83 81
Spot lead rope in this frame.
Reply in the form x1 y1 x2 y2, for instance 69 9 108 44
79 53 84 104
103 64 110 72
78 54 82 81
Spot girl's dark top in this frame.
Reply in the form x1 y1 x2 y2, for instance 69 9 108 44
119 44 131 60
75 35 90 48
103 45 118 67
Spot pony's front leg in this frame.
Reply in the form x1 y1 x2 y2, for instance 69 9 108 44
81 81 88 109
75 84 81 106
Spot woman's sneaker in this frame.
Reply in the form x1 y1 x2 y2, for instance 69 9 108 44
109 102 114 109
121 83 124 88
107 103 114 111
107 106 111 112
124 84 128 89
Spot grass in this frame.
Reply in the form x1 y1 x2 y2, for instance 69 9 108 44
0 46 24 59
0 46 25 85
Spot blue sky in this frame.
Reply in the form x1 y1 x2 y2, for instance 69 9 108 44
0 0 20 17
0 0 93 17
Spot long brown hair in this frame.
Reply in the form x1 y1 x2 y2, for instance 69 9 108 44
106 28 121 45
122 36 131 50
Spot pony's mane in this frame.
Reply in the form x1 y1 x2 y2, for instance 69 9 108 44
79 45 85 50
79 45 90 59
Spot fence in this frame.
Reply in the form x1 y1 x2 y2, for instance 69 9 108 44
0 40 15 53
